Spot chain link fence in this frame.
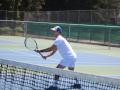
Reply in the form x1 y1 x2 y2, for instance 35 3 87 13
0 10 120 24
0 10 120 47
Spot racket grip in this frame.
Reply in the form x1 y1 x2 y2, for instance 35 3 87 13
34 50 46 59
39 53 46 60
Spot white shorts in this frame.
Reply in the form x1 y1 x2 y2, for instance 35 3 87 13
59 58 76 67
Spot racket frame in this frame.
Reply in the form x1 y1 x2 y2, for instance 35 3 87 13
24 37 44 58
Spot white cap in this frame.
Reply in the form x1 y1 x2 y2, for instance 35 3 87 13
50 26 62 33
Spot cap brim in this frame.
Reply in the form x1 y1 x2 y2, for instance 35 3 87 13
50 28 56 31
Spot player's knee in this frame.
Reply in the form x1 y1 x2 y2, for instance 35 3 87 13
68 67 74 71
56 64 65 69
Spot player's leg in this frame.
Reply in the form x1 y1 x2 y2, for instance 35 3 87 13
68 67 74 71
68 58 76 71
68 59 81 89
54 64 66 80
56 64 66 68
46 64 65 90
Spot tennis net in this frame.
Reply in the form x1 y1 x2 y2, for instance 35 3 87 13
0 59 120 90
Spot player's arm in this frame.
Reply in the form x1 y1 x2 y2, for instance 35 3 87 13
44 48 57 59
35 44 57 53
36 44 57 59
46 45 57 58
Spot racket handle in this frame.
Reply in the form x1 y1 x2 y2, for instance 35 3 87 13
34 50 46 59
39 53 46 59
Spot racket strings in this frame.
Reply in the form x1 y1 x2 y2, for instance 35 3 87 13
24 38 38 51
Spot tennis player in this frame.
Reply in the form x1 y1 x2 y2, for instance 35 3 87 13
36 26 77 81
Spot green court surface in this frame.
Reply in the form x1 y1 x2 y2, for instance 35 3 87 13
0 36 120 78
37 64 120 75
75 65 120 75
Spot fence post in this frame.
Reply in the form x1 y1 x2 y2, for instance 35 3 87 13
23 21 28 37
67 11 71 40
89 30 92 43
78 10 80 24
103 30 106 45
68 24 71 40
57 11 59 23
47 11 50 22
108 28 111 49
5 10 8 20
67 11 69 23
90 10 93 24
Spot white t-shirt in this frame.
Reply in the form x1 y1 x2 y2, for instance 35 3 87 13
54 35 77 59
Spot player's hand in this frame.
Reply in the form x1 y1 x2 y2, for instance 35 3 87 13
34 50 44 53
34 50 40 53
41 55 48 60
42 56 47 60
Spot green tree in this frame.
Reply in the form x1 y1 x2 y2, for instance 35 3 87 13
20 0 45 11
0 0 45 19
94 0 120 9
43 0 120 10
0 0 45 11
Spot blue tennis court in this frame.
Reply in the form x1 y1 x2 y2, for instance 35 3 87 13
0 36 120 79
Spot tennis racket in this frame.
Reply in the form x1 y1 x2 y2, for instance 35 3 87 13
24 37 45 59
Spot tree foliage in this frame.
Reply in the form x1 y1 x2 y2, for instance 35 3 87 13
94 0 120 9
43 0 120 11
0 0 45 11
0 0 120 11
